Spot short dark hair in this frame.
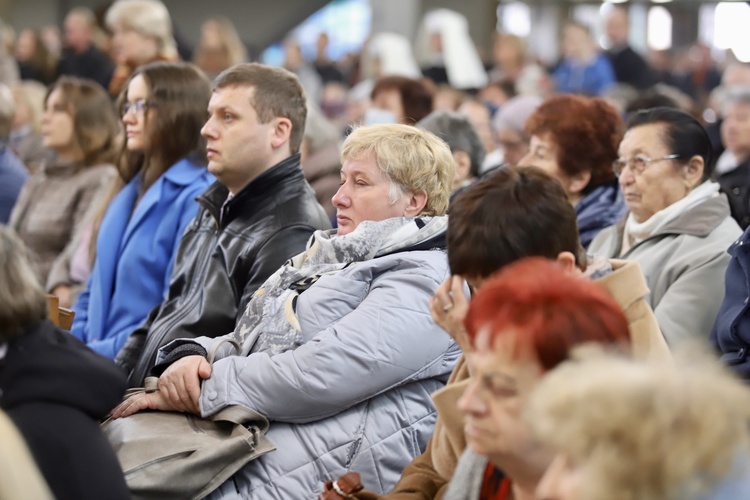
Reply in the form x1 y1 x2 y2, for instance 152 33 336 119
624 91 679 115
626 107 715 180
372 76 433 125
214 63 307 154
447 166 584 278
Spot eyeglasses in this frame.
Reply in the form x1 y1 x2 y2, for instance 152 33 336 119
122 99 155 116
612 154 680 177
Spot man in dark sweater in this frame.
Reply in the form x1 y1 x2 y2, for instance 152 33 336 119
604 7 656 91
57 8 114 89
115 64 331 386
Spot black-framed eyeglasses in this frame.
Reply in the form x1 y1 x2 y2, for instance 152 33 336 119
122 99 156 117
612 154 680 177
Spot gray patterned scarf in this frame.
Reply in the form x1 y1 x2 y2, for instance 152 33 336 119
231 216 447 356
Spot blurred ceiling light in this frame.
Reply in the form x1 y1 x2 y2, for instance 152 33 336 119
715 2 750 63
648 6 672 50
497 2 531 37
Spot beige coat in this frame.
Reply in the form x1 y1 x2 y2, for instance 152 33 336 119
10 161 116 284
351 259 670 499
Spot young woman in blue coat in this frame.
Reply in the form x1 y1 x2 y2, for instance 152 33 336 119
70 62 214 359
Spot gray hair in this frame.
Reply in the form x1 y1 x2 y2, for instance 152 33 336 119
0 227 47 341
0 84 15 138
67 6 97 28
105 0 176 55
418 110 486 178
723 85 750 112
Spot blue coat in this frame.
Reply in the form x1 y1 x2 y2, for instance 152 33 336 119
71 158 213 359
712 226 750 378
554 54 616 96
0 146 28 223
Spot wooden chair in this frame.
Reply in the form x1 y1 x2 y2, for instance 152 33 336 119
45 294 75 331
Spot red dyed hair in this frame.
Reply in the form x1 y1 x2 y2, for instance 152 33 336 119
464 258 630 371
524 94 622 193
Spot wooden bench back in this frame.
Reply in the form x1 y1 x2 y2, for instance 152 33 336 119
45 294 75 331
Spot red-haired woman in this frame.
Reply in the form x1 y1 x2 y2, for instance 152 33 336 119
519 94 627 248
441 257 630 500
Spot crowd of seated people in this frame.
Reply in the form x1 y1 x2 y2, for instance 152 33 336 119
4 0 750 498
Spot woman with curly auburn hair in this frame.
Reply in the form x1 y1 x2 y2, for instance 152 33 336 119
519 94 627 248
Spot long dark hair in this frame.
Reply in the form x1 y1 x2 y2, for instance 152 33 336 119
115 61 210 189
88 62 210 262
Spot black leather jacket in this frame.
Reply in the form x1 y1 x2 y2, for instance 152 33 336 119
115 154 330 386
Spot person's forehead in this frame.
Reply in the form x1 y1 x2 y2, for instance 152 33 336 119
726 100 750 114
210 85 255 108
341 155 380 175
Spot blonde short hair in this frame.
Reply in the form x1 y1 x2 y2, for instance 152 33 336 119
105 0 176 56
341 124 454 216
0 227 46 341
11 81 46 132
527 349 750 500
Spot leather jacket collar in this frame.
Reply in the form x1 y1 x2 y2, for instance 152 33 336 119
199 154 304 227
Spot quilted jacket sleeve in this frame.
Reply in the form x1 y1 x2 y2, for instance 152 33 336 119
198 255 458 423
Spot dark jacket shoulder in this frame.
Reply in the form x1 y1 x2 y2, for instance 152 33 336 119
0 320 129 500
717 159 750 229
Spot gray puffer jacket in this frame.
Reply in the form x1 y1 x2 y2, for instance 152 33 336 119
158 218 460 498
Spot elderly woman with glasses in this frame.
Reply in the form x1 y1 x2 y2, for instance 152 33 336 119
590 107 740 347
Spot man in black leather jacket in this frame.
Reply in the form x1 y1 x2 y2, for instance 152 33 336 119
116 63 330 386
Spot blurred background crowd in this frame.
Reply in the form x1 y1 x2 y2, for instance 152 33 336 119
2 1 750 219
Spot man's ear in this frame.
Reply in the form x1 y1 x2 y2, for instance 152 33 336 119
270 117 293 150
403 191 428 217
567 170 592 196
453 151 472 186
555 251 578 274
684 155 704 189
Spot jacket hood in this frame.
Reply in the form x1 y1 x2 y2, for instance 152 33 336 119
198 153 306 226
0 321 126 420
